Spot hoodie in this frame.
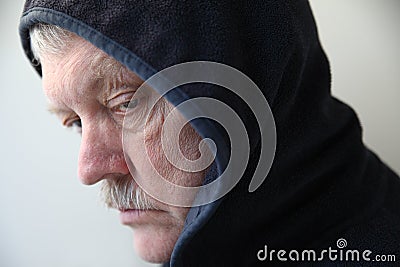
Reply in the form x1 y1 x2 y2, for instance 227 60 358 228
19 0 400 266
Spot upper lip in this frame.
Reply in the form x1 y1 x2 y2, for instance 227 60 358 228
118 208 157 212
119 208 137 212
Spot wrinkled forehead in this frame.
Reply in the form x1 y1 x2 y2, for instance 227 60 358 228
40 33 116 81
40 34 142 102
40 38 99 103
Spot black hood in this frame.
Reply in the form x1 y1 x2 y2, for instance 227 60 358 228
19 1 400 266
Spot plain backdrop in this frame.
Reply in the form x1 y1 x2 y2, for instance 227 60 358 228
0 1 399 267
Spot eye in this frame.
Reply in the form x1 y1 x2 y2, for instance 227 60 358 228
71 119 82 128
65 117 82 134
108 92 142 115
107 89 153 131
118 98 139 112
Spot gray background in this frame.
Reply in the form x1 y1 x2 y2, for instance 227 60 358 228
0 1 399 267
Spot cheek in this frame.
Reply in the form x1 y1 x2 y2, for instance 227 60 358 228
143 111 205 187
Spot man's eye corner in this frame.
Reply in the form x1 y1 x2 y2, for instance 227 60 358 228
123 98 139 109
63 119 82 134
71 120 82 128
112 98 139 113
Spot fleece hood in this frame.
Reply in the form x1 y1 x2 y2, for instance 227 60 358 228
20 1 400 266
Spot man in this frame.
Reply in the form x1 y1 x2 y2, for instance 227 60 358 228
19 1 400 266
29 22 210 263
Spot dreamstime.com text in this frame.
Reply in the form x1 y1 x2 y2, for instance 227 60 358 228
257 238 396 263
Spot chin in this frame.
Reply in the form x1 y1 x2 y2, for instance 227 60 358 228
132 226 181 263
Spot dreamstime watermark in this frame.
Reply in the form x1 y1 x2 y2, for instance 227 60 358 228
257 238 396 263
122 61 277 207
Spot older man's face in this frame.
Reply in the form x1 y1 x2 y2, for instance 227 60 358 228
40 36 206 263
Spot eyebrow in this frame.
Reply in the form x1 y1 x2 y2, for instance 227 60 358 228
47 105 71 116
100 64 144 102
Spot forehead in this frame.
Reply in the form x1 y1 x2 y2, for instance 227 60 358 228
40 36 142 109
40 37 100 102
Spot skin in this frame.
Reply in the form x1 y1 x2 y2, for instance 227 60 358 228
40 35 206 263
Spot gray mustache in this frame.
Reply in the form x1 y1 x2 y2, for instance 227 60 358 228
100 176 159 211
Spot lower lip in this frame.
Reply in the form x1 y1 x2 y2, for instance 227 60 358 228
119 209 159 225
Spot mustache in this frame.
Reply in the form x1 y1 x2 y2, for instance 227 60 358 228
100 175 159 211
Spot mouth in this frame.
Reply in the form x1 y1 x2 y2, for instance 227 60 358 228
119 208 164 225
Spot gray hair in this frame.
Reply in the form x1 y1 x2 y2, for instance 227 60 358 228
29 23 136 84
29 23 75 63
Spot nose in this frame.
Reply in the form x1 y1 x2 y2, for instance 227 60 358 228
77 123 130 185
